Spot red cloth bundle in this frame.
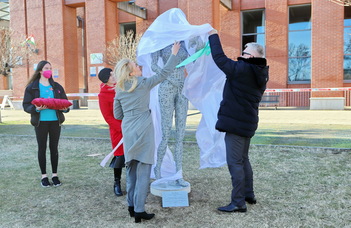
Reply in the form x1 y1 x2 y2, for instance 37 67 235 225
32 98 72 110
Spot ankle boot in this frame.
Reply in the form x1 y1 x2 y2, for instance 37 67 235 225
114 179 123 196
134 211 155 223
128 206 135 217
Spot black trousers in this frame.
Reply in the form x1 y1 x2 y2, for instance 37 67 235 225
34 121 61 175
224 132 255 207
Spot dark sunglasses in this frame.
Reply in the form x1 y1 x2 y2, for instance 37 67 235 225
242 51 252 56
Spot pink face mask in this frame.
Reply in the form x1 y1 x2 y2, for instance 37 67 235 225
42 70 52 79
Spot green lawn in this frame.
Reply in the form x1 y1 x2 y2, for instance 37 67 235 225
0 109 350 227
1 109 351 148
0 135 350 227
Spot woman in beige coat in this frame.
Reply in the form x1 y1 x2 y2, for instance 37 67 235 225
113 42 180 223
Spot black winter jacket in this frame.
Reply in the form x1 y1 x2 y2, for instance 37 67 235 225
209 34 269 138
22 78 70 127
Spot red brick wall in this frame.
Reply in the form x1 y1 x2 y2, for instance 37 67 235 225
10 0 29 99
188 0 213 25
26 0 46 63
119 10 136 24
241 0 265 10
159 0 178 14
288 0 311 5
85 0 112 94
76 7 85 91
135 0 158 34
265 0 289 89
311 0 344 97
219 2 240 59
5 0 350 103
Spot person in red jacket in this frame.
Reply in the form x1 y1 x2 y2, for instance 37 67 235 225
98 68 124 196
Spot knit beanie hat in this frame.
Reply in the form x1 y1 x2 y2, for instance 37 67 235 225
98 68 112 83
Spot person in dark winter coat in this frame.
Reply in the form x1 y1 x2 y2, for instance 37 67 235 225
23 60 70 188
98 68 124 196
208 29 269 213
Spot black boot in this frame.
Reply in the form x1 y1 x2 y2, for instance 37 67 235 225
134 212 155 223
114 178 123 196
128 206 135 217
113 168 123 196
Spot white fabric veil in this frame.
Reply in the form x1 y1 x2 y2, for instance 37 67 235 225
137 8 227 178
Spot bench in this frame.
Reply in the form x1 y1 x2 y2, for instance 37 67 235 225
260 95 280 109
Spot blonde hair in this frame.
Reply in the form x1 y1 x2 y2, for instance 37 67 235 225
114 58 138 92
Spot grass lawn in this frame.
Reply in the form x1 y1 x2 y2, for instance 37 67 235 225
0 108 350 227
0 135 350 227
1 109 351 148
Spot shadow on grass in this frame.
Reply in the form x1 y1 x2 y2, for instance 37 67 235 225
1 122 350 148
0 124 110 138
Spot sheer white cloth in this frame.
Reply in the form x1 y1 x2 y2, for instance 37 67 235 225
137 8 226 181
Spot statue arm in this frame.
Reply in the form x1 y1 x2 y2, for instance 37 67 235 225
151 50 163 74
144 54 180 89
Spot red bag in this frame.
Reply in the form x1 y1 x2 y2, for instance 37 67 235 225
31 98 72 110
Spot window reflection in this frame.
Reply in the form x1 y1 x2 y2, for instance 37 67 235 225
288 5 311 82
344 7 351 80
242 10 265 52
345 56 351 80
242 10 265 34
345 28 351 54
289 57 311 81
289 5 311 31
289 31 311 57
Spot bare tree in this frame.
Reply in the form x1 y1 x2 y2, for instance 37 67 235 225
0 27 34 77
105 30 142 66
288 43 311 81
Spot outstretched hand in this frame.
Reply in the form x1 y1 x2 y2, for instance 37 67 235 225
172 41 181 56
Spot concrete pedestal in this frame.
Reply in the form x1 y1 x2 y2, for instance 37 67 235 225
310 97 345 110
150 180 191 197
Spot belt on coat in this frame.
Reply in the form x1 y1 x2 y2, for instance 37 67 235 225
124 109 150 116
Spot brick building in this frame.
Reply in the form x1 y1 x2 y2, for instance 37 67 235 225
1 0 351 109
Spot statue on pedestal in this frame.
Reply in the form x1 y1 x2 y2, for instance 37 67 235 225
151 41 190 186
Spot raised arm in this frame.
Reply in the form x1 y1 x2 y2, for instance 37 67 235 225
151 50 162 74
208 30 237 76
144 42 181 88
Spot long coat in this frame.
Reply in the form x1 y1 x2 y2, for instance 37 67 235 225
209 34 269 138
98 83 124 156
113 55 180 165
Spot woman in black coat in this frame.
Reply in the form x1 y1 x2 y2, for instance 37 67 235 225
23 60 69 188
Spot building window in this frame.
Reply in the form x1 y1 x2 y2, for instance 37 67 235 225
120 22 136 36
344 7 351 80
288 5 311 83
241 9 265 52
